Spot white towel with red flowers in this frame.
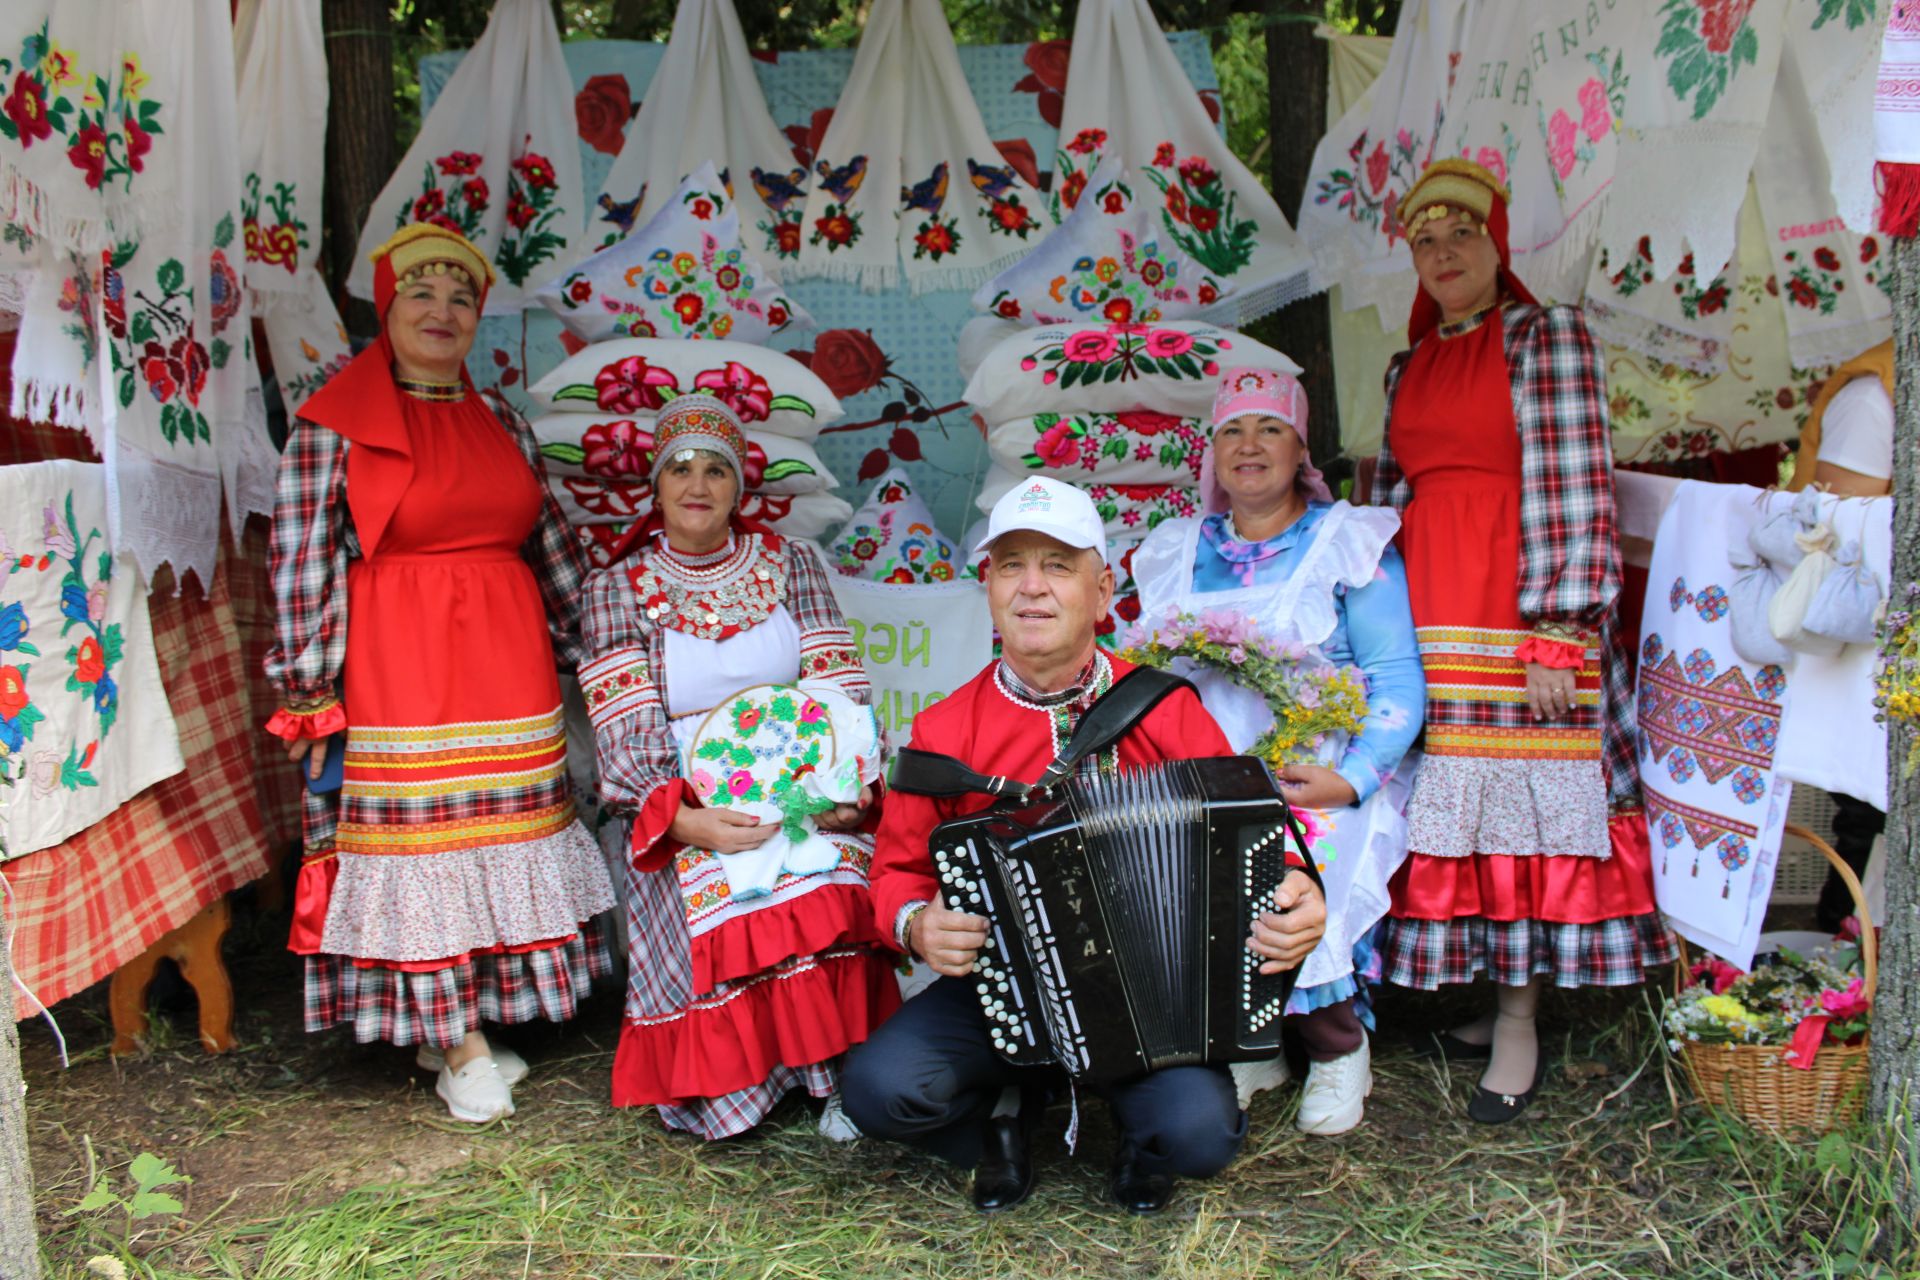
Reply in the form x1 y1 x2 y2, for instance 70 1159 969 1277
0 461 184 860
347 0 584 312
591 0 808 270
790 0 1054 294
1054 0 1310 323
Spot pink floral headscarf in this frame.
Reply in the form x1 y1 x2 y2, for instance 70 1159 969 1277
1199 366 1332 513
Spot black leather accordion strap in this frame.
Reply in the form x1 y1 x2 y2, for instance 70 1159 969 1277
889 666 1196 801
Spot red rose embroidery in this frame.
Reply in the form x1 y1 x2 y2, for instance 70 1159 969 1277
0 665 27 719
1775 387 1796 410
1813 247 1842 272
1034 418 1083 467
1697 0 1757 55
814 212 857 246
74 635 104 685
2 72 52 149
673 293 704 325
774 221 802 256
67 123 110 190
574 73 633 156
1860 237 1880 264
1103 298 1134 325
914 220 957 258
1787 277 1819 309
124 117 152 173
1118 411 1182 437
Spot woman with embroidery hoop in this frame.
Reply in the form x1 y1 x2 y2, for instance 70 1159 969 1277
264 224 617 1126
1131 368 1424 1137
1370 159 1675 1123
579 394 899 1141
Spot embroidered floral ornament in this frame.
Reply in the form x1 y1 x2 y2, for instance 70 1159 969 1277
647 394 750 484
371 221 496 300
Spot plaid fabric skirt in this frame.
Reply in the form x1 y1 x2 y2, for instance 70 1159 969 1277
1378 911 1676 990
304 917 614 1048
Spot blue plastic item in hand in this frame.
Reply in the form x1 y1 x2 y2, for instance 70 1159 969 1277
303 736 345 794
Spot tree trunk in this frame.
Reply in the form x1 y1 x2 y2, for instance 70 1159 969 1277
1263 3 1339 468
1869 231 1920 1225
0 885 41 1280
322 0 396 339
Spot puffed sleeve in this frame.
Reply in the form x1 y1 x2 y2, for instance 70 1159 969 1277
264 419 350 741
782 537 871 703
1509 305 1623 631
579 567 689 872
491 391 590 671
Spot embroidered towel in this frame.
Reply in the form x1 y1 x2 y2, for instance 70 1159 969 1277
0 461 185 859
591 0 809 269
348 0 585 312
232 0 328 305
1054 0 1310 322
791 0 1054 293
1637 480 1793 969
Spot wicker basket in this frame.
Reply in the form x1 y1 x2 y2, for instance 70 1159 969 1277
1673 824 1878 1137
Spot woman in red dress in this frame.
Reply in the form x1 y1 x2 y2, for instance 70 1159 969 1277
265 225 616 1124
1372 159 1674 1122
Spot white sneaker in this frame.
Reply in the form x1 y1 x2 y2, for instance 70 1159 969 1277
419 1043 528 1087
1296 1036 1372 1136
1230 1056 1291 1110
817 1091 862 1143
435 1058 516 1123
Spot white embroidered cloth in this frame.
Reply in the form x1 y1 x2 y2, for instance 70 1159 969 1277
1297 0 1472 321
1055 0 1309 322
233 0 327 304
1581 216 1737 376
592 0 808 269
1637 481 1794 969
790 0 1054 294
0 461 184 860
1876 0 1920 163
348 0 585 312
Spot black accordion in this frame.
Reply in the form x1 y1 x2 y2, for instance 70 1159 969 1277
929 755 1319 1086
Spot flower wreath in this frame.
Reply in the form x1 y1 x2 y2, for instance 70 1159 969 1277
1117 607 1367 769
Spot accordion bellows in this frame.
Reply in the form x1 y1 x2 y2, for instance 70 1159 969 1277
931 756 1315 1085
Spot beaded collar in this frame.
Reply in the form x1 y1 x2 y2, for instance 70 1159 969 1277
627 531 788 641
995 652 1104 710
396 375 465 403
995 651 1116 767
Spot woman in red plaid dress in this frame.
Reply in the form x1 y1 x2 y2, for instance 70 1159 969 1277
1371 160 1674 1123
264 225 616 1124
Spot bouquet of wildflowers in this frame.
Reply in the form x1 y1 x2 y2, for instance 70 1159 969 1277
1874 580 1919 776
1663 935 1871 1069
1117 607 1368 769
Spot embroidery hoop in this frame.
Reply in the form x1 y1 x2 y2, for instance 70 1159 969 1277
683 683 839 818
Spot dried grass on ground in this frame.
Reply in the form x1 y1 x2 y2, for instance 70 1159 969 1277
21 907 1915 1279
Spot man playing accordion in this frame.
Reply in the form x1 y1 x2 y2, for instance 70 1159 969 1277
842 478 1328 1215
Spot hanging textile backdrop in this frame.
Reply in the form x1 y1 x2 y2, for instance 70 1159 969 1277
1317 26 1879 468
423 32 1226 537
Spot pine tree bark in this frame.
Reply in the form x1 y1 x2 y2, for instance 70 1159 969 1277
1869 232 1919 1223
0 887 41 1280
322 0 396 338
1264 3 1338 465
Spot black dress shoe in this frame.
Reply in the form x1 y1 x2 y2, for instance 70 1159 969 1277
1108 1146 1174 1215
971 1115 1034 1213
1467 1056 1548 1125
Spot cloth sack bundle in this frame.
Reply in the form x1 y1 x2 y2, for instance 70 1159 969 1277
1734 488 1884 661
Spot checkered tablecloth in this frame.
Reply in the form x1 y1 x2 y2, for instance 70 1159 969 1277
3 416 276 1019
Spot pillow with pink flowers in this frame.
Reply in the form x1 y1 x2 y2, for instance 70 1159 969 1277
528 338 843 439
828 467 968 584
529 413 836 495
962 321 1299 423
971 158 1229 328
534 162 811 344
985 411 1209 487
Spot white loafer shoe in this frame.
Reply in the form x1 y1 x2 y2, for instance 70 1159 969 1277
436 1058 516 1124
1230 1056 1291 1110
419 1043 528 1087
1296 1035 1372 1136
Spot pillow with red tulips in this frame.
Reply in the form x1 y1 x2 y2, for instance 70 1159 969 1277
528 413 837 495
534 162 811 345
529 336 843 439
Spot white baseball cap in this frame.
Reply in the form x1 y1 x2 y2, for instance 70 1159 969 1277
971 476 1108 562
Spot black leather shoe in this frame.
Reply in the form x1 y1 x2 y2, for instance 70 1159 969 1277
971 1115 1034 1213
1467 1056 1548 1125
1109 1146 1174 1215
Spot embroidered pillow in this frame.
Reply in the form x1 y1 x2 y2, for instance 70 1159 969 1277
986 411 1208 486
827 467 966 584
975 466 1201 538
970 159 1227 327
529 413 837 495
962 321 1299 423
529 338 844 438
534 163 811 344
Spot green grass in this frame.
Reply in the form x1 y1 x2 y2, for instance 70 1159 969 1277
29 985 1918 1280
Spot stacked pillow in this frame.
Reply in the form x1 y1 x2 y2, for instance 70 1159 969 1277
961 158 1302 637
528 167 850 562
